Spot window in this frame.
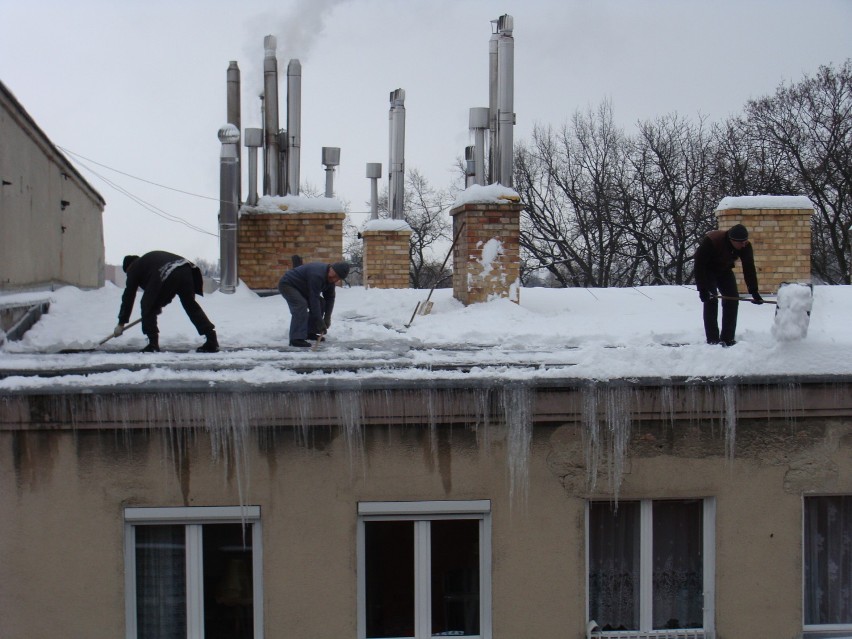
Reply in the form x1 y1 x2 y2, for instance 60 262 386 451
124 506 263 639
357 500 492 639
587 499 715 638
804 496 852 636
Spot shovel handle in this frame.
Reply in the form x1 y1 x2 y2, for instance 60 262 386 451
713 294 777 305
99 317 142 345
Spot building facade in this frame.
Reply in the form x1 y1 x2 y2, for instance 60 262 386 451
2 377 852 639
0 80 105 291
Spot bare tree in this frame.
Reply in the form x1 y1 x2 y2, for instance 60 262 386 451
742 61 852 283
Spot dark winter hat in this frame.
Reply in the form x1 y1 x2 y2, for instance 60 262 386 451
122 255 140 273
728 224 749 242
330 261 350 281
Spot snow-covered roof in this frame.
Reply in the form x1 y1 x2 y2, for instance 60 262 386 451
715 195 815 211
244 194 345 214
1 282 850 391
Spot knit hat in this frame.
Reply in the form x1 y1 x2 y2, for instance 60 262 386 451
122 255 140 273
330 261 350 281
728 224 749 242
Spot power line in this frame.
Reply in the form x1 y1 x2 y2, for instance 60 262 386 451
67 155 218 237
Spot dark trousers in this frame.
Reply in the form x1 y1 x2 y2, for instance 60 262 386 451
142 266 214 337
279 282 326 341
702 269 739 344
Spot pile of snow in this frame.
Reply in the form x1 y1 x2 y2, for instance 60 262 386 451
1 283 851 390
452 183 520 207
245 194 345 214
716 195 814 211
772 282 814 342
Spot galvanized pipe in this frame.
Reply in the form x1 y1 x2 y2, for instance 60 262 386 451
262 36 279 196
388 88 406 220
465 146 475 188
366 162 381 220
226 61 242 203
244 128 263 206
469 107 489 186
322 147 340 198
218 124 240 294
488 30 499 184
496 15 515 187
287 59 302 195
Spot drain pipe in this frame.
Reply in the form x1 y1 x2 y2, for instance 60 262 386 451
388 88 406 220
366 162 381 220
263 35 279 196
322 147 340 197
287 58 302 195
244 128 263 206
218 124 240 294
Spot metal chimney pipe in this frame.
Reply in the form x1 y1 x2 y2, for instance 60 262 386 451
218 124 240 294
278 129 288 195
322 147 340 198
366 162 382 220
262 36 280 196
286 58 302 195
496 15 515 187
388 88 406 220
488 28 499 184
465 146 476 188
469 107 489 186
244 128 263 206
226 61 242 204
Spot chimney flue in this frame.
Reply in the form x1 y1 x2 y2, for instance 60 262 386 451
287 59 302 195
388 88 406 220
262 36 280 196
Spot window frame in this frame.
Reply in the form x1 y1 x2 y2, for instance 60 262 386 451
124 506 264 639
356 500 492 639
585 498 716 638
802 494 852 637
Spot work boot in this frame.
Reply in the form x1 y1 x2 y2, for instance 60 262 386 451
141 336 160 353
197 330 219 353
289 339 312 348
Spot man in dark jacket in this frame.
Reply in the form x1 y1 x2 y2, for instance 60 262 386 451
115 251 218 352
278 261 349 347
694 224 764 346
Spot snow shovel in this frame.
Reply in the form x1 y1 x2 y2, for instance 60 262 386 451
713 294 777 305
59 318 142 353
771 282 813 341
405 222 466 328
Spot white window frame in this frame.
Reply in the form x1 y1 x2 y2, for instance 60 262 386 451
585 498 716 639
124 506 264 639
357 500 492 639
802 494 852 637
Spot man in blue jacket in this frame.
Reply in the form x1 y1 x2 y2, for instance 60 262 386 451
278 261 350 347
115 251 218 352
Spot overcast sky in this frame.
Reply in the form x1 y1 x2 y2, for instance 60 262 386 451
2 0 850 265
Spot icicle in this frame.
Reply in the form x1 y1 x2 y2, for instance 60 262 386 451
723 384 737 463
502 383 532 506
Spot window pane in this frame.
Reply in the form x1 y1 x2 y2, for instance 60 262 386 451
652 499 703 629
203 523 254 639
135 525 187 639
365 521 415 638
431 519 480 636
805 496 852 625
589 501 640 631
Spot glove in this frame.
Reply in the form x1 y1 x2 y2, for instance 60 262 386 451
698 289 711 303
751 292 765 305
323 315 332 330
113 323 125 337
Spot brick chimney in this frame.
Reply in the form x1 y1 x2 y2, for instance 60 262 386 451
450 189 522 305
361 219 412 289
715 195 814 294
238 196 345 291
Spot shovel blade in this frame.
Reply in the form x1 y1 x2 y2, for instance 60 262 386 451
417 300 434 316
771 282 813 341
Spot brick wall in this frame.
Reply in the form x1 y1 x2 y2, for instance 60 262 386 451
238 211 345 290
362 229 412 289
716 205 812 294
450 202 523 305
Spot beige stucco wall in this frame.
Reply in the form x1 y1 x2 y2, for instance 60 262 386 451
0 83 105 291
3 396 852 639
